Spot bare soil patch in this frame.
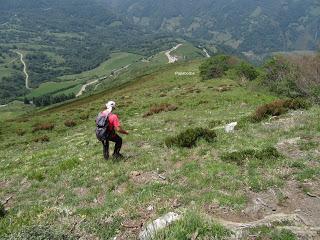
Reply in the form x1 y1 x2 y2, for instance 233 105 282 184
205 180 320 239
129 171 168 185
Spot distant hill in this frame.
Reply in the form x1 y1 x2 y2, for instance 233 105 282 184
0 0 176 103
105 0 320 54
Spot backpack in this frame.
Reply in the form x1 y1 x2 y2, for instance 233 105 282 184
95 112 111 141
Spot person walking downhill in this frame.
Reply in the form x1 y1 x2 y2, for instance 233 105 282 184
95 101 128 160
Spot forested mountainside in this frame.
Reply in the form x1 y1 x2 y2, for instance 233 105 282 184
105 0 320 53
0 0 176 102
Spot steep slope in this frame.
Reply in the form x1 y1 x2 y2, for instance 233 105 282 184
105 0 320 53
1 60 320 239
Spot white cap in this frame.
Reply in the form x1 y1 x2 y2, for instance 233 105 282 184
106 100 116 109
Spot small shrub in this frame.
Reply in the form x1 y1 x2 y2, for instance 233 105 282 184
27 170 45 181
0 202 6 218
143 103 178 117
165 127 217 148
33 135 50 143
16 129 26 136
251 98 310 122
221 146 281 166
79 113 89 120
32 123 54 132
3 226 75 240
64 120 77 127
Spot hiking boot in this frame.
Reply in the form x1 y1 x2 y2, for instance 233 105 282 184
103 153 109 160
112 153 124 159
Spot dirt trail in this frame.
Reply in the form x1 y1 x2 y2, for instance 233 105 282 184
14 51 31 90
76 64 131 97
76 80 99 97
165 44 182 63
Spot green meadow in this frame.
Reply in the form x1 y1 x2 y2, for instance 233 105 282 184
1 59 319 239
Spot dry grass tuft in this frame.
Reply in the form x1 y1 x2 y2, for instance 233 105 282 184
143 103 178 118
251 99 309 122
33 135 50 143
64 120 77 127
32 123 54 132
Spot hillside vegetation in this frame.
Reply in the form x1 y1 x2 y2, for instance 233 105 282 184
1 58 320 239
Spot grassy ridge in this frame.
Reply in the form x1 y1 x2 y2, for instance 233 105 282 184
58 52 142 82
1 60 320 238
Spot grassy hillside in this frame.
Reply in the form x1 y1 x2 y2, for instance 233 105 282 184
1 60 320 239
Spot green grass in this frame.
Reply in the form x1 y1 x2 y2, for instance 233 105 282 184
154 211 230 239
26 81 81 98
171 43 205 60
0 101 34 121
0 60 319 238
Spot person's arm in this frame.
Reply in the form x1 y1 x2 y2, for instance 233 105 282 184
112 114 129 135
115 126 129 135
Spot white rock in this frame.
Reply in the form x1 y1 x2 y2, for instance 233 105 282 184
225 122 238 133
147 205 154 211
139 212 181 240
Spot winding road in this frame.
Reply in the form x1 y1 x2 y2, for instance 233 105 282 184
14 51 31 90
165 44 182 63
76 64 132 97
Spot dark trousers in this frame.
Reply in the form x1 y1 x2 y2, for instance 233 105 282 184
102 134 122 159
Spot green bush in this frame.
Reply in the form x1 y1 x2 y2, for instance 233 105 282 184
262 56 301 97
235 62 259 80
3 226 75 240
165 127 217 148
199 55 239 80
221 146 281 166
261 54 320 101
0 202 6 218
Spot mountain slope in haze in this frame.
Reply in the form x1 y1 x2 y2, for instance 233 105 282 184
105 0 320 53
0 0 176 103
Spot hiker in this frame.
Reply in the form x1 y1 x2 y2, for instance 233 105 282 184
96 101 128 160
